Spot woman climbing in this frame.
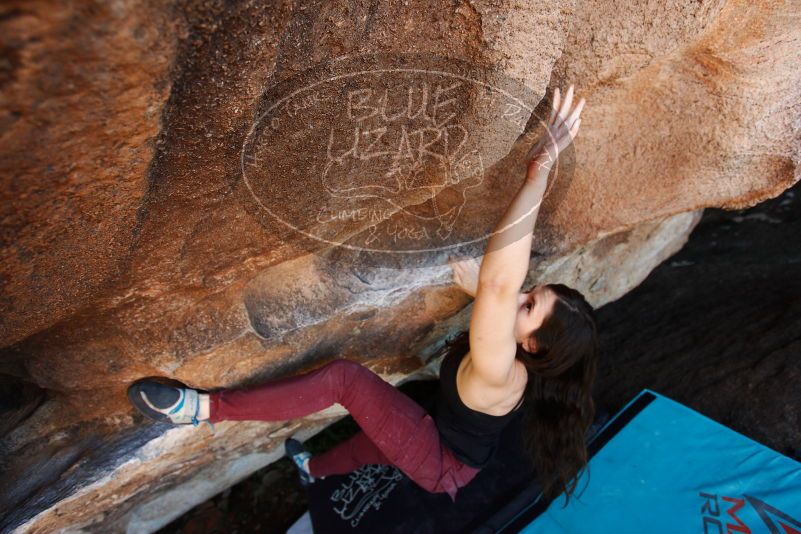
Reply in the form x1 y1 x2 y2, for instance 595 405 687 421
128 83 598 504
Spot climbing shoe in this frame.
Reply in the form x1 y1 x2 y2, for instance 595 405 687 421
128 380 213 430
285 437 316 486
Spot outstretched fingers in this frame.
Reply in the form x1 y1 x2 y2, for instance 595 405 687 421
527 84 584 166
549 87 561 126
558 84 574 124
567 97 585 128
570 118 581 140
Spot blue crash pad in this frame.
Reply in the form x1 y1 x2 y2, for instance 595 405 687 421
501 389 801 534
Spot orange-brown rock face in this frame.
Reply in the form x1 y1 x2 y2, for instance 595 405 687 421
1 0 798 531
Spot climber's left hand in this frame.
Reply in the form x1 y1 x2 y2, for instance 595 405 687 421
525 84 585 182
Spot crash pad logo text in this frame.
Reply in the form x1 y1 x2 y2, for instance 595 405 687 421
700 491 801 534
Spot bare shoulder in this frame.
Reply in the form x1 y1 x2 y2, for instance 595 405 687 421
456 351 528 416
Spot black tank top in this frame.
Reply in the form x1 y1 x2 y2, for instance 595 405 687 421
432 348 525 468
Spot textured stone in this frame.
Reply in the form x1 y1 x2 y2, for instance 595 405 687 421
172 177 801 532
1 0 799 531
3 210 701 533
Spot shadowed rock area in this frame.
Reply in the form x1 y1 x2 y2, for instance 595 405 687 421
594 174 801 459
1 0 799 531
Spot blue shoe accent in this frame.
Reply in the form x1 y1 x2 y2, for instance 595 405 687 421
128 381 214 431
168 389 186 415
191 416 216 433
285 438 315 486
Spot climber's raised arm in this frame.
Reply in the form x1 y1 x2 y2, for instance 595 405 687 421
465 85 584 387
477 84 584 293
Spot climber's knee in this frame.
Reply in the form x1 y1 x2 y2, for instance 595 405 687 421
322 358 379 399
322 358 363 384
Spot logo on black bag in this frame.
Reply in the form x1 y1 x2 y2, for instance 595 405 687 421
330 464 404 527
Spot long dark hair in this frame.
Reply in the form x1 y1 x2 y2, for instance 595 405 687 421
438 282 598 506
517 282 599 507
